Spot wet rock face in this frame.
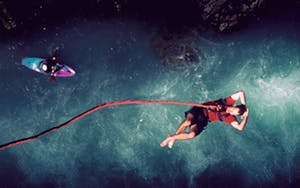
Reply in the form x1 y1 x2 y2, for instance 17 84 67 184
152 30 201 69
0 0 266 33
196 0 265 31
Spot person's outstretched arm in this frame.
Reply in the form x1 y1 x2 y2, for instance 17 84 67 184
231 90 246 105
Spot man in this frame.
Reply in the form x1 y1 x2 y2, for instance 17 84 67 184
41 56 59 82
160 90 249 149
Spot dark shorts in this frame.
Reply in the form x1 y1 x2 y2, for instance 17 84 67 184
185 107 209 135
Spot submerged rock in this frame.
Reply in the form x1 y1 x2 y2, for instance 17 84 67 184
152 29 202 69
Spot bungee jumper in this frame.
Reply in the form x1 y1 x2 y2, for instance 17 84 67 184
160 91 249 149
0 91 249 151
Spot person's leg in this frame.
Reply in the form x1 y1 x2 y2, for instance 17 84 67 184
160 124 198 148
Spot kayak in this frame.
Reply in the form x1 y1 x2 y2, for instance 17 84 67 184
21 57 76 77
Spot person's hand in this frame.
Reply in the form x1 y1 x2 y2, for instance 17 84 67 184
208 105 222 111
241 108 249 119
216 104 223 111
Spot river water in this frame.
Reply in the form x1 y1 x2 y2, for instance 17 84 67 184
0 17 299 187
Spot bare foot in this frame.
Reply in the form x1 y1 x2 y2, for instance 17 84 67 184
167 138 175 149
160 135 173 147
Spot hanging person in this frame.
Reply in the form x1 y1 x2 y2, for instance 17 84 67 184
160 90 249 149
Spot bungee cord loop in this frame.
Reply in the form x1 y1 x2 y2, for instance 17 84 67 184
0 100 215 151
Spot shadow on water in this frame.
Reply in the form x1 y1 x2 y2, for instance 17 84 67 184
75 164 190 188
0 152 26 187
0 152 64 188
193 158 300 188
193 160 246 188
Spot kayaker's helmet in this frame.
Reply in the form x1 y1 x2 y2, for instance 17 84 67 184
42 64 48 71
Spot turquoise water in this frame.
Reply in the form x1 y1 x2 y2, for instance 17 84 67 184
0 19 299 187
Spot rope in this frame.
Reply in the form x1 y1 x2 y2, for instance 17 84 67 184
0 100 214 150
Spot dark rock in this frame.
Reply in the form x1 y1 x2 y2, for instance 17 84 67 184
196 0 265 32
150 0 266 69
